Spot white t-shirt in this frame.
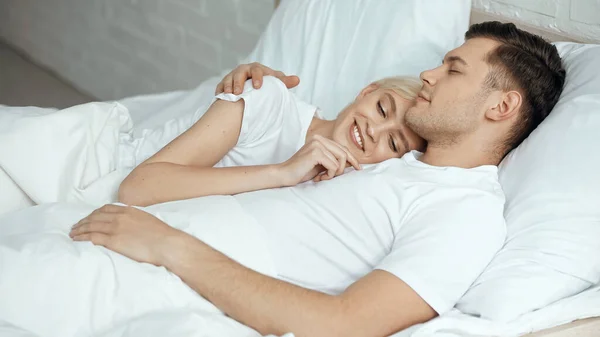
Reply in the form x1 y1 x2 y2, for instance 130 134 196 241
129 76 318 168
233 151 507 314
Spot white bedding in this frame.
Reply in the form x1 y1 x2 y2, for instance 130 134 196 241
0 197 278 337
0 95 213 215
404 285 600 337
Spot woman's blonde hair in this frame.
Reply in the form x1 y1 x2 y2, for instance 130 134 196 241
372 76 422 101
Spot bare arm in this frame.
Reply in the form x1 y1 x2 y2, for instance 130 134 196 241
165 234 437 337
119 99 283 206
119 98 359 206
71 206 437 337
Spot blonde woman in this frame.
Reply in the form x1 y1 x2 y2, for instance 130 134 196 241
119 75 425 206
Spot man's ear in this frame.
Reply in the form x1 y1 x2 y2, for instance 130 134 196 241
486 90 522 121
357 83 379 100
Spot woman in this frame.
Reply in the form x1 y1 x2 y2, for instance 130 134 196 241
119 70 426 207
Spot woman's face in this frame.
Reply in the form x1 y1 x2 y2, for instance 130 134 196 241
332 85 426 164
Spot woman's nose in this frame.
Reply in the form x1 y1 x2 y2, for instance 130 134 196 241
367 123 386 142
367 125 378 142
368 121 397 142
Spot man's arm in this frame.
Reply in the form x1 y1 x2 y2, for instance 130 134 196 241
164 233 436 337
70 205 436 337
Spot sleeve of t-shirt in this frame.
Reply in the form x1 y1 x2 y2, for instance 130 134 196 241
213 76 289 146
375 189 507 315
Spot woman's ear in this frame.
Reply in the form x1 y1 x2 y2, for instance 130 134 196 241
486 90 522 121
357 83 379 100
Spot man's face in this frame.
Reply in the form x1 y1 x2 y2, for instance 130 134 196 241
406 38 501 145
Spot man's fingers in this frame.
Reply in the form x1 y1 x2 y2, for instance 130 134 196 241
233 67 251 94
215 81 225 95
274 71 300 90
282 75 300 89
72 233 110 246
70 221 114 237
222 73 234 94
250 65 264 89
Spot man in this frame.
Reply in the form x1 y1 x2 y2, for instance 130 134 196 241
70 22 565 337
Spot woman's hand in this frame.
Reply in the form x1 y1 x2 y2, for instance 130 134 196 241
215 62 300 95
277 135 361 186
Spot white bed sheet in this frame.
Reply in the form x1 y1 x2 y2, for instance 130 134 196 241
399 284 600 337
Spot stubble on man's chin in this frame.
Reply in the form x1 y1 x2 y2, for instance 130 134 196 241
405 107 464 148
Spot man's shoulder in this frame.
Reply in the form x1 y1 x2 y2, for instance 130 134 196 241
371 157 506 233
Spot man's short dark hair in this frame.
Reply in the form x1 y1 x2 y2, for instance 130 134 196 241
465 21 566 154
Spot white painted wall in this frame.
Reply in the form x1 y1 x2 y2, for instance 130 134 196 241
0 0 274 100
473 0 600 43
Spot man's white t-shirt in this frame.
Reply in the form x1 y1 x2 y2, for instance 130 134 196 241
233 151 507 314
130 76 318 168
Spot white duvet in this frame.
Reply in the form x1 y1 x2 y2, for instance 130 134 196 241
0 196 279 337
1 100 599 337
0 99 207 215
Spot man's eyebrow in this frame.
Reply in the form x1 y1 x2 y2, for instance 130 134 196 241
444 55 468 66
386 92 410 151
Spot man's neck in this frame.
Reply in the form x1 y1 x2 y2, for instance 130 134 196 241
420 141 502 168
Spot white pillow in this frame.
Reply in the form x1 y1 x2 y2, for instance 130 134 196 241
243 0 471 119
122 0 470 129
456 42 600 321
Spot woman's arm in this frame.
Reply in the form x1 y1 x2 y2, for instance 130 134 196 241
118 99 285 206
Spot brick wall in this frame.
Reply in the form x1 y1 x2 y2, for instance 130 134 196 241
0 0 274 100
473 0 600 43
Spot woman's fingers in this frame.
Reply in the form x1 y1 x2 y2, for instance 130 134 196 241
315 136 361 173
314 147 339 179
309 139 344 176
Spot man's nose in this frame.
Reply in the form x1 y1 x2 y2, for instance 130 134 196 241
420 67 438 87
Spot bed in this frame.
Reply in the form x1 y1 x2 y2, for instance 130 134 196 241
1 0 599 336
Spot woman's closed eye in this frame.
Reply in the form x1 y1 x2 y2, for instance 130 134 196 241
388 135 398 153
377 101 386 118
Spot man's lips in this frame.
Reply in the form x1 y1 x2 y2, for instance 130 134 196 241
417 92 431 103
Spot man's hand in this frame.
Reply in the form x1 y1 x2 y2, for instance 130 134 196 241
69 204 185 266
215 62 300 95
